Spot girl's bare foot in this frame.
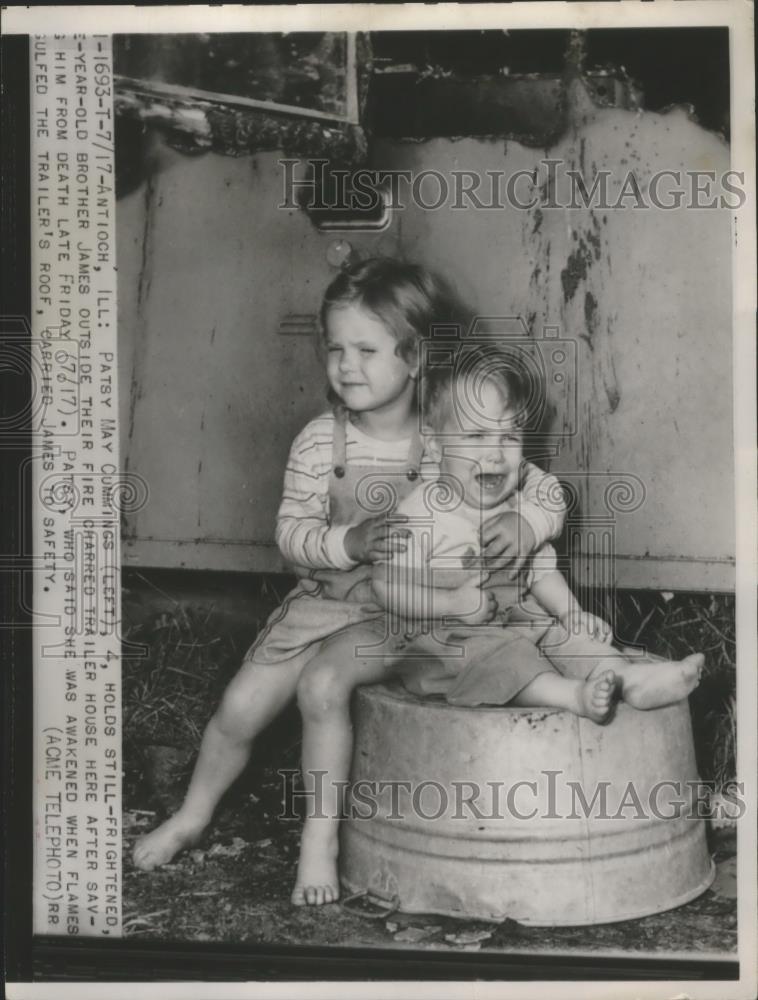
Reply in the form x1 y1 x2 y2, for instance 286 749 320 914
577 670 616 724
621 653 704 710
291 822 340 906
133 812 207 871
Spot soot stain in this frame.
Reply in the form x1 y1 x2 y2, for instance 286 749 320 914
560 237 593 303
584 290 599 348
586 228 602 261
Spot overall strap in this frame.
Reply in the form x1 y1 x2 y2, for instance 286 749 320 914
333 406 423 480
331 406 348 476
327 407 361 527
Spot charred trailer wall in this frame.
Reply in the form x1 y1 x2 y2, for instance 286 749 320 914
371 93 733 591
117 93 733 590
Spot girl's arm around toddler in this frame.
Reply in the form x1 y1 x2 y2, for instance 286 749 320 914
276 414 408 572
275 415 358 571
482 463 566 571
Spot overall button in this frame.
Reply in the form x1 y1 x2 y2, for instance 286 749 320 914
407 469 418 481
334 466 345 478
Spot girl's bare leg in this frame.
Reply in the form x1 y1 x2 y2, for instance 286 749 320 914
133 658 302 870
512 669 617 724
292 627 396 906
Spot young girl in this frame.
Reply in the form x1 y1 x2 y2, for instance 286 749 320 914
133 259 567 906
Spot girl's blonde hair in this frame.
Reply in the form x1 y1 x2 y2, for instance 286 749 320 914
318 258 470 381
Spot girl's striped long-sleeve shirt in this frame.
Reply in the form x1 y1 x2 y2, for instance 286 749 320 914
276 411 566 572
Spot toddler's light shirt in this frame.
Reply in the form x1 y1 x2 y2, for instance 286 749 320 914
388 478 558 594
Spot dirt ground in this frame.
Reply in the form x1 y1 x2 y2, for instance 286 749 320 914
122 570 738 958
122 755 737 956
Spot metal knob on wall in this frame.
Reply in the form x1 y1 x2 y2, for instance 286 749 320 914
326 240 358 270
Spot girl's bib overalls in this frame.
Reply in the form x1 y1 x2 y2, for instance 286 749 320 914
244 409 423 672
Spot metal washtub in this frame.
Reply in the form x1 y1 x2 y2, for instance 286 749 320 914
340 682 715 925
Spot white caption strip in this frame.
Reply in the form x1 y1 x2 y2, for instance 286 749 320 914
31 34 121 938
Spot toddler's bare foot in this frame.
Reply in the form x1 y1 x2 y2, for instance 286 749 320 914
622 653 704 710
291 823 340 907
577 670 616 724
133 812 207 871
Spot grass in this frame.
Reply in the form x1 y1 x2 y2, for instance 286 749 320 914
124 605 236 750
122 571 299 804
580 587 737 789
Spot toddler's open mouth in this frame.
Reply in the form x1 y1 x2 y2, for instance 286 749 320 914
476 473 506 492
